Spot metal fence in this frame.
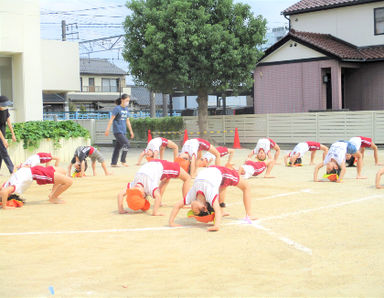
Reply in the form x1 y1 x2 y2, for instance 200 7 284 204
43 110 181 121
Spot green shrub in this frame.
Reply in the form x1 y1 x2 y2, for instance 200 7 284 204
7 120 90 150
130 117 184 140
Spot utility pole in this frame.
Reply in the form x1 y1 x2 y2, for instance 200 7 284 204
61 20 66 41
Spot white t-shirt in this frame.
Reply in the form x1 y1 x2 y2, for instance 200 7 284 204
21 154 41 167
202 151 215 163
145 137 163 154
184 167 222 205
128 162 163 197
181 139 199 158
253 138 271 154
323 142 348 165
348 137 362 151
3 167 33 194
290 142 309 158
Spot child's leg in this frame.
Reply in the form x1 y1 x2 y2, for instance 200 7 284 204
48 173 73 203
208 146 221 166
320 144 328 161
273 144 280 161
167 140 178 160
227 149 234 164
370 143 381 165
360 147 365 160
92 160 96 176
354 152 366 179
218 186 229 216
376 167 384 188
310 151 316 165
159 179 170 196
101 161 111 175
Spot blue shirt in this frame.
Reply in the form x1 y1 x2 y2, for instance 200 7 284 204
112 105 129 134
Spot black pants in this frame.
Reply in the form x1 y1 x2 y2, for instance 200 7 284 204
111 133 130 165
0 140 14 174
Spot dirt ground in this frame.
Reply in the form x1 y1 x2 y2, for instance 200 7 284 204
1 147 384 297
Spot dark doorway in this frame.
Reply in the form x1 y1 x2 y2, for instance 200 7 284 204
325 73 332 110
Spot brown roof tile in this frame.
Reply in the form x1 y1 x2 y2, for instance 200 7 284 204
283 0 376 15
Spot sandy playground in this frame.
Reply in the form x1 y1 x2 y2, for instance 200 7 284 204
1 147 384 296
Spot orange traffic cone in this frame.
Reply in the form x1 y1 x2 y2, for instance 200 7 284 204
147 130 152 143
182 129 188 145
233 128 241 149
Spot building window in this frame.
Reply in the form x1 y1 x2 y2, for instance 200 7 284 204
0 57 13 100
374 7 384 35
102 78 118 92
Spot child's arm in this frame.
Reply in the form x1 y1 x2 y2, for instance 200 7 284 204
117 188 129 214
104 115 116 136
52 156 60 167
313 162 324 182
376 167 384 189
0 130 8 148
0 186 14 209
153 151 159 159
126 118 134 139
136 151 146 165
337 162 346 183
248 150 255 159
227 149 234 164
152 189 164 216
190 155 197 178
209 146 221 166
169 199 185 227
207 200 221 232
167 140 178 160
264 160 275 178
6 117 16 142
79 158 85 177
273 144 280 161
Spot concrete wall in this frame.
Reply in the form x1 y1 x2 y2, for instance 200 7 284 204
290 2 384 47
41 40 80 92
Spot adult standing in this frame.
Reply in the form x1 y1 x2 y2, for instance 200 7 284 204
104 94 134 167
0 96 16 174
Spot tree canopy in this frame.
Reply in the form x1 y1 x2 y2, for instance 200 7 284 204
123 0 267 133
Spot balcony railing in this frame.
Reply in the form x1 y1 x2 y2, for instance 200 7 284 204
81 86 120 93
43 110 181 120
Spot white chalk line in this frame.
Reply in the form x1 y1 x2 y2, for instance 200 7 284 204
226 189 314 207
258 194 384 223
1 193 382 256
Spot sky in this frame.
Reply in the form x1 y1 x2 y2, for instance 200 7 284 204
40 0 299 84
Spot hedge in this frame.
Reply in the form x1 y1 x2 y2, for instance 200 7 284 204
6 120 90 150
130 117 184 140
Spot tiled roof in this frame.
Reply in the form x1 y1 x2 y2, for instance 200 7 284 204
80 58 127 75
290 30 384 61
282 0 379 15
261 30 384 62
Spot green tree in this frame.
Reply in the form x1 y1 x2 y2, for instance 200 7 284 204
123 0 266 135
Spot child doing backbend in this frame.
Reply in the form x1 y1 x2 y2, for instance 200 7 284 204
0 166 72 208
175 138 221 178
169 165 256 231
197 146 234 168
238 159 275 179
314 141 365 183
284 141 328 166
248 138 280 162
346 136 382 166
136 137 178 165
68 146 111 177
20 152 60 168
117 159 191 216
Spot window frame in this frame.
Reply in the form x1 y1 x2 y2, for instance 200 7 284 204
374 7 384 35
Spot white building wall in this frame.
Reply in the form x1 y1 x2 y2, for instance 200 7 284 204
260 40 326 63
290 2 384 47
0 0 42 121
41 40 80 92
